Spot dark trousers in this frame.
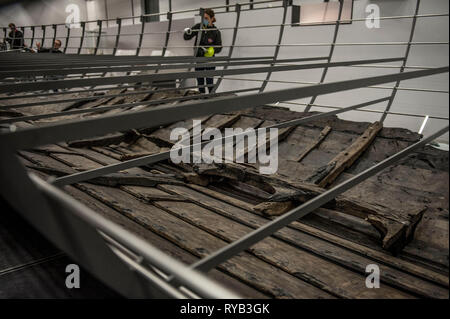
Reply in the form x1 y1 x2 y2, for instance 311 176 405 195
195 67 215 94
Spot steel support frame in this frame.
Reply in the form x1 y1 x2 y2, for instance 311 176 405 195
0 56 329 79
380 0 421 123
0 86 260 124
94 20 103 55
77 22 86 55
0 57 406 93
51 96 392 187
0 145 239 298
0 73 448 300
64 25 71 54
0 0 448 298
1 65 447 152
212 3 242 93
259 0 289 93
135 16 146 56
304 0 344 112
189 124 449 272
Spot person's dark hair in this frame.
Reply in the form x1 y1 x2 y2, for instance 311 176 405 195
8 23 15 28
204 8 216 23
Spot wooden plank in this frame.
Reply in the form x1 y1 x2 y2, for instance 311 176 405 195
61 184 268 299
297 125 332 162
152 197 415 299
157 184 448 298
308 121 383 187
75 183 332 299
183 181 448 288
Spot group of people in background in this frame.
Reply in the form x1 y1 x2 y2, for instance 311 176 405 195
3 7 222 94
3 22 62 53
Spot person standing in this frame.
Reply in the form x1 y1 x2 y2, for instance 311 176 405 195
184 8 222 94
6 23 24 50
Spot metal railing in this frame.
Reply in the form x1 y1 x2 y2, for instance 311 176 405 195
0 0 448 299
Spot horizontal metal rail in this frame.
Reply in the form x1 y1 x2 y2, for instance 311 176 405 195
221 77 449 94
30 174 240 299
51 96 392 187
279 101 450 121
189 124 449 272
3 10 447 31
57 41 449 51
0 84 214 110
0 57 406 94
1 66 447 151
0 56 328 79
0 87 260 124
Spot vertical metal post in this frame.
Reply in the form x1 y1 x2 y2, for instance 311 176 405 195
380 0 421 123
30 26 36 49
94 20 103 55
64 25 71 54
77 22 86 55
250 0 254 10
161 11 173 58
135 15 146 56
52 24 57 47
41 25 46 48
226 0 230 12
304 0 343 112
211 3 242 93
113 18 122 56
259 0 289 92
155 11 173 75
20 27 25 47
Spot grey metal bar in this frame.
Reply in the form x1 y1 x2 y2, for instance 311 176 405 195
0 56 328 79
0 57 406 93
280 101 450 121
381 0 421 123
63 26 71 54
29 174 239 299
0 87 259 124
112 18 122 56
51 24 57 48
1 66 447 150
0 83 210 110
0 55 278 71
0 148 162 298
77 22 86 55
190 124 450 272
135 16 146 56
161 11 173 58
259 0 289 92
94 20 103 55
211 3 242 93
41 25 46 48
2 2 446 30
221 76 450 94
304 0 344 112
51 96 391 187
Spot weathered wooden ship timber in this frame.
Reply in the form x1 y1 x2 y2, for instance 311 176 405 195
1 86 448 299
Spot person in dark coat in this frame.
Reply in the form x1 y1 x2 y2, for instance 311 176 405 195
36 39 63 53
6 23 24 50
184 8 222 94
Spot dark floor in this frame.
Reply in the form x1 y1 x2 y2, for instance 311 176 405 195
0 197 121 298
